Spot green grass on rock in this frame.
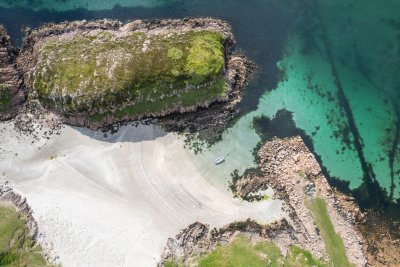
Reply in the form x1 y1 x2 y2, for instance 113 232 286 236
32 30 228 120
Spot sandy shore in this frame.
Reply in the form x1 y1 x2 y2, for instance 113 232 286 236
0 120 283 267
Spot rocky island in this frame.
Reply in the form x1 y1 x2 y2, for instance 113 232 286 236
0 18 250 139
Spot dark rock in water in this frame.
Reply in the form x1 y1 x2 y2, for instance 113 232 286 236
0 25 25 119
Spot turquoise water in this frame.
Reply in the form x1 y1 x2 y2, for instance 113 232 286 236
0 0 399 208
263 0 400 202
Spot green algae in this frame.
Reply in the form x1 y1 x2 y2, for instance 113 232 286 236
32 30 227 118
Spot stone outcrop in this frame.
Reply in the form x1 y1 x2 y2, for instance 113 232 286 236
0 25 24 119
0 19 252 141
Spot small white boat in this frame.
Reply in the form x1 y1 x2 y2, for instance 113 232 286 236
214 156 225 165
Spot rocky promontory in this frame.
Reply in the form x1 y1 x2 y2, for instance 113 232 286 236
252 136 367 266
0 18 250 138
160 136 369 266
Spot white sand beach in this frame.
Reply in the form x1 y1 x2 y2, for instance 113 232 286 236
0 121 283 267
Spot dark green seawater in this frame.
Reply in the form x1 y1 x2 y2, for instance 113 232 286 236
1 0 399 213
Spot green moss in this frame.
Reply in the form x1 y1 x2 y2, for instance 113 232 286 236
32 30 226 118
307 197 354 267
0 206 53 267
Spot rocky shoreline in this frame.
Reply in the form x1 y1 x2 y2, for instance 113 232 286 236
0 25 25 119
160 136 369 266
0 18 252 141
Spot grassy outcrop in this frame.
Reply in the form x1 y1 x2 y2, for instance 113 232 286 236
0 206 52 267
165 234 327 267
30 27 229 123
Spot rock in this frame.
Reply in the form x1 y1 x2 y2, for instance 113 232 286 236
15 18 251 139
158 222 210 266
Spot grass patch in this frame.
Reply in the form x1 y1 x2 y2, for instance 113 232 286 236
0 206 53 267
32 30 226 117
162 234 327 267
307 197 353 267
197 235 282 267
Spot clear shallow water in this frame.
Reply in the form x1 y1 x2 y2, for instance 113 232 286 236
0 0 399 208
